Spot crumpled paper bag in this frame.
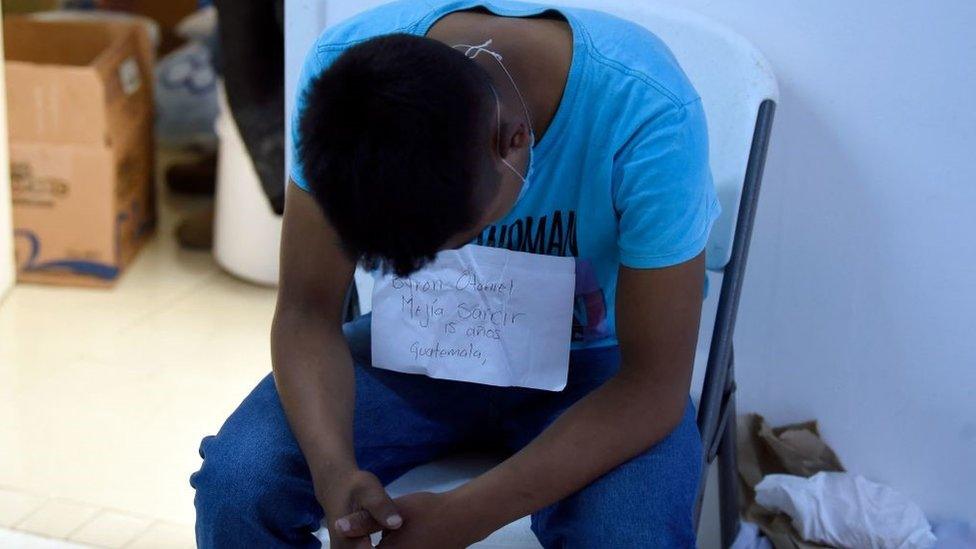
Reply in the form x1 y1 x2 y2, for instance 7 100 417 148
737 414 845 549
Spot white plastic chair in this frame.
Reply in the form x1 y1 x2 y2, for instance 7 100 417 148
330 3 778 547
562 4 778 547
213 81 283 286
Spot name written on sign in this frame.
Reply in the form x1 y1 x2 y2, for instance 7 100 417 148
390 270 528 364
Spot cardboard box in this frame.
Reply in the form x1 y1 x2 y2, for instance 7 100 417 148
1 0 60 16
5 16 156 287
0 20 15 299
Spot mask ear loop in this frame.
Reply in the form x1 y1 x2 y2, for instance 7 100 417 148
455 38 500 60
452 39 533 183
452 39 534 137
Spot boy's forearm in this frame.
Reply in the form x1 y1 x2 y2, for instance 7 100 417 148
271 310 358 491
447 372 688 540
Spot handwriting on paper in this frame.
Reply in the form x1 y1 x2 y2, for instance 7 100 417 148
371 245 576 390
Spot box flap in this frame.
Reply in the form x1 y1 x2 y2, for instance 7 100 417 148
4 16 114 66
3 16 153 146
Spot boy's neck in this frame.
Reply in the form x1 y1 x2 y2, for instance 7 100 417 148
427 9 572 143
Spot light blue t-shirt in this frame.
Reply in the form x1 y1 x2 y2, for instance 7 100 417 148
291 0 721 349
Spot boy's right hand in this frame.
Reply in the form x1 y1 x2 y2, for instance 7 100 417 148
319 469 403 549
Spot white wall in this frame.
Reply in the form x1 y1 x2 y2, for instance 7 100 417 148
285 0 331 177
286 1 976 524
666 0 976 525
0 19 15 300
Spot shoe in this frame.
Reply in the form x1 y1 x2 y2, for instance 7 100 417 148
166 151 217 195
176 207 215 250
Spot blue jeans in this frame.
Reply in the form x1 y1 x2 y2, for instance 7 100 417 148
190 314 702 548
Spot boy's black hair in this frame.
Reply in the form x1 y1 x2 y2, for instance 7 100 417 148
298 33 497 276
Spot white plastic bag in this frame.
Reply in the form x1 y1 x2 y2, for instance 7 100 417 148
154 8 218 146
755 472 936 549
176 5 217 43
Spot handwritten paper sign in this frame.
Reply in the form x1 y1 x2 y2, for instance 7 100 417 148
371 245 576 391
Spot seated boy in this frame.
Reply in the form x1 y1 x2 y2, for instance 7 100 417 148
192 1 720 547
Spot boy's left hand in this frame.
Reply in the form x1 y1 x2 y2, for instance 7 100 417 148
334 490 484 548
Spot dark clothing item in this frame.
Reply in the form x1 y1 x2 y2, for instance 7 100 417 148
213 0 286 214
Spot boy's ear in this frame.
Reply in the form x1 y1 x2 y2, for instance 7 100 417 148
511 123 531 148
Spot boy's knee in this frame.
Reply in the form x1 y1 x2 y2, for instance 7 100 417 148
191 433 277 520
531 407 702 548
531 482 698 548
532 484 696 549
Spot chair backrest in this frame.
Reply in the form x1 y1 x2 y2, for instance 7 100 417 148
552 1 778 271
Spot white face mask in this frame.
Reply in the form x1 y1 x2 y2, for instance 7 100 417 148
453 39 535 203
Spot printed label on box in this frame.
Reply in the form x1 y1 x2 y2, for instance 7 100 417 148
118 57 141 96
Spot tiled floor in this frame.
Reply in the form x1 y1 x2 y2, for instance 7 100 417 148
0 150 276 547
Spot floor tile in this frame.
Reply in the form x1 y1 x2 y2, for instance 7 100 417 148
14 499 99 540
0 528 89 548
68 511 152 548
0 489 45 528
124 522 194 549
